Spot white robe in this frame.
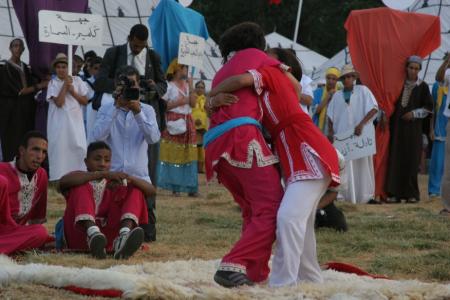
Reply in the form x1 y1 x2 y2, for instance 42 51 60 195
327 85 378 203
47 76 88 180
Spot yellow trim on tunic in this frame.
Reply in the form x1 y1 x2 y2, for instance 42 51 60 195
159 139 198 164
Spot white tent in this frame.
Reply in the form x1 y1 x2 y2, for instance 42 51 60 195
311 0 450 86
0 0 221 89
265 32 329 76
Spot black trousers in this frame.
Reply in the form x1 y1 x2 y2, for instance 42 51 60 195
141 142 159 242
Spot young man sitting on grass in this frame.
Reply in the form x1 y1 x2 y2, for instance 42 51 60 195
0 131 51 255
59 141 155 259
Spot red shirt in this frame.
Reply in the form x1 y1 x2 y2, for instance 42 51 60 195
205 49 280 180
249 66 340 186
0 162 48 225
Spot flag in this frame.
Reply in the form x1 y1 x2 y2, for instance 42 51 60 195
149 0 209 71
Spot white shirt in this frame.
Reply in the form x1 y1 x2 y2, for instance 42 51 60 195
444 68 450 118
93 101 160 182
127 43 147 76
327 85 378 134
162 81 192 115
300 75 313 114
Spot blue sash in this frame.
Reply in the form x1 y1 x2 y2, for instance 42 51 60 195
203 117 262 148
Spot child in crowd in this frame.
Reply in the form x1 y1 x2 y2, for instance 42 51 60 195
46 53 88 181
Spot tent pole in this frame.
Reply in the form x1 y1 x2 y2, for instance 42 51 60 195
293 0 303 43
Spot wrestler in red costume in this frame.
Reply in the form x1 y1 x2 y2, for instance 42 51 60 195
0 131 51 255
60 141 154 259
204 22 284 288
209 49 340 287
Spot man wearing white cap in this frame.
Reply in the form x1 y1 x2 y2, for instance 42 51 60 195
327 64 378 203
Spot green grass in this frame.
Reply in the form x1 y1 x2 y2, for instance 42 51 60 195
2 175 450 299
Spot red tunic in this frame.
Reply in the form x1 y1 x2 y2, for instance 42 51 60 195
205 49 280 180
249 66 340 187
0 162 50 255
0 162 48 224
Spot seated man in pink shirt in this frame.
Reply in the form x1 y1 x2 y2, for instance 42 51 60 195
0 131 51 255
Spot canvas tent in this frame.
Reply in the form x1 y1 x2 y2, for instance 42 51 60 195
265 32 329 76
311 0 450 86
0 0 222 89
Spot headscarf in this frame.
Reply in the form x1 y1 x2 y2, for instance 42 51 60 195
317 67 342 131
407 55 423 68
166 58 184 76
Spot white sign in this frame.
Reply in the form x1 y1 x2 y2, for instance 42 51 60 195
178 32 205 69
38 10 104 46
333 125 376 161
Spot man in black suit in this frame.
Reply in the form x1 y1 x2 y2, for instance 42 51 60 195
95 24 167 242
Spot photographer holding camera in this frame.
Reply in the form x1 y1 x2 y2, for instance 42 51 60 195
94 24 167 242
92 66 160 198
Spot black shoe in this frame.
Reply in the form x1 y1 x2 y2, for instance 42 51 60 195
214 270 254 288
367 199 382 205
87 232 107 259
113 227 144 260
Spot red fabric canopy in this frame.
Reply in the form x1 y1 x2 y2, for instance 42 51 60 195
345 7 441 198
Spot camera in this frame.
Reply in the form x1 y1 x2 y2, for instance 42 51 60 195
118 74 140 101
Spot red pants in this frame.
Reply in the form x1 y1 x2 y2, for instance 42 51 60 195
63 183 148 251
0 175 49 255
217 160 283 282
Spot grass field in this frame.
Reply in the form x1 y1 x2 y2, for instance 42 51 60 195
1 174 450 299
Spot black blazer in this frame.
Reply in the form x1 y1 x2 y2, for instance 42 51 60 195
94 44 168 129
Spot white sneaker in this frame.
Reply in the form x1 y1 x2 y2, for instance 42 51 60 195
113 227 144 260
87 231 107 259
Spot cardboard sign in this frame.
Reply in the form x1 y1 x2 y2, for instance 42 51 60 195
333 125 376 161
178 32 205 69
38 10 104 46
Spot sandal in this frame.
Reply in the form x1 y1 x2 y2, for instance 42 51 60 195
406 198 419 203
214 270 254 288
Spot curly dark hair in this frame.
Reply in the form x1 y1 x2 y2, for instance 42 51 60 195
219 22 266 64
266 48 303 81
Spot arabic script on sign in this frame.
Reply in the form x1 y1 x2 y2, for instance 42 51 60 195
333 125 376 161
178 33 205 69
39 10 104 46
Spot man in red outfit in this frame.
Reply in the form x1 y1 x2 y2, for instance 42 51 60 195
0 131 51 255
60 141 155 259
204 22 284 288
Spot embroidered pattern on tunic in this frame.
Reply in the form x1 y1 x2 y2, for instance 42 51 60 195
75 214 95 224
11 162 38 219
121 213 139 225
89 179 107 214
286 142 324 185
213 139 278 170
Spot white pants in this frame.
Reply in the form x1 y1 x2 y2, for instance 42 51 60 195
269 175 330 287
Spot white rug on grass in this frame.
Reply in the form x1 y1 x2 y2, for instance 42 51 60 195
0 255 449 299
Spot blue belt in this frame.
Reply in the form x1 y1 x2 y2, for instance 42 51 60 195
203 117 262 148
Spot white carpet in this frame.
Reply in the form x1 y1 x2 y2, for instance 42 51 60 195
0 255 449 299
